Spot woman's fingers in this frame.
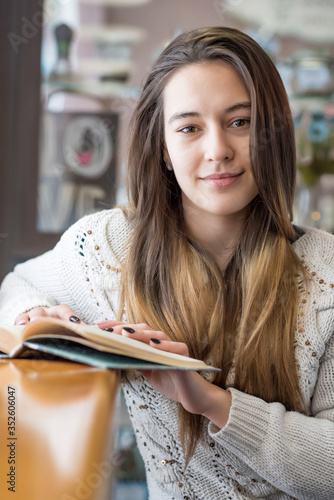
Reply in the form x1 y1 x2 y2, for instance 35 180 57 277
121 328 189 356
95 320 159 338
121 328 170 343
95 319 189 357
15 307 47 325
95 319 154 331
47 305 83 323
94 319 125 328
148 339 189 357
15 305 83 325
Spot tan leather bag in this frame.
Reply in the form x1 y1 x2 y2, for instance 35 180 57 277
0 359 119 500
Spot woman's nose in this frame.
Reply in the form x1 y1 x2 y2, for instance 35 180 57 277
204 127 233 163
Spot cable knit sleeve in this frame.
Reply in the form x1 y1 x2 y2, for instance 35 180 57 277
0 208 131 325
208 331 334 500
0 249 67 325
0 217 95 324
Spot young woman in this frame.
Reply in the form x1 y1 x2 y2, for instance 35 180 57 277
1 27 334 499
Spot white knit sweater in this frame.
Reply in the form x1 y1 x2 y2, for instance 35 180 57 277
0 208 334 500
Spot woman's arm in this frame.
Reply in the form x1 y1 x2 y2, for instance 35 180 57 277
0 209 129 325
0 250 68 324
207 333 334 500
0 209 132 326
0 216 98 324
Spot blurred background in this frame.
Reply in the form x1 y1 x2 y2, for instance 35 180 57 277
1 1 334 497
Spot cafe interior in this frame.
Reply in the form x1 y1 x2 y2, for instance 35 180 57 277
0 1 334 499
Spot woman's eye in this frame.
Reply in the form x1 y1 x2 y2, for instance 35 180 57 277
179 126 197 133
232 118 250 128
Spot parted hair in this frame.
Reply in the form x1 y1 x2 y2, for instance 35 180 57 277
119 27 308 462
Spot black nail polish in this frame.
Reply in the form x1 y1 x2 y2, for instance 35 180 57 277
150 338 161 344
69 316 80 323
103 327 114 332
123 327 135 333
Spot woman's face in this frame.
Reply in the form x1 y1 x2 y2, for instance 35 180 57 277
163 61 258 223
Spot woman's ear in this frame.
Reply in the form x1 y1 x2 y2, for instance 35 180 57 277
163 144 170 164
163 147 173 171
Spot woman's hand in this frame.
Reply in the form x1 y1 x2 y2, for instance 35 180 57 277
96 319 232 428
15 305 83 326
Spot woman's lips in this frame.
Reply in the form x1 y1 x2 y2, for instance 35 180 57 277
200 172 243 188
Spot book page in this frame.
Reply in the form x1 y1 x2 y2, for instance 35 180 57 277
0 325 24 355
19 318 211 369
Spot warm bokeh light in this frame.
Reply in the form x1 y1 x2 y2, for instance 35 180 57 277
311 211 321 221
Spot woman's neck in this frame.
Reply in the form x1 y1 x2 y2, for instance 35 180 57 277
183 208 244 270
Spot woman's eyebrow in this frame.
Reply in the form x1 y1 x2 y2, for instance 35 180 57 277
168 102 251 125
168 111 200 124
225 102 251 113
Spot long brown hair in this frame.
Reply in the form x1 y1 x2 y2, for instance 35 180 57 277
119 27 307 462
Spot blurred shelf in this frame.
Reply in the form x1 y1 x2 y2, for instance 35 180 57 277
80 0 151 6
42 80 140 100
289 95 334 102
76 57 132 76
79 24 146 44
289 95 334 115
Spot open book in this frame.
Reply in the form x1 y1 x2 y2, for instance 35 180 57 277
0 317 218 371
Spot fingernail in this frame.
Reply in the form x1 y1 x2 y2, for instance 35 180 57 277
94 319 108 326
150 338 161 344
18 320 27 326
103 327 114 332
123 327 135 333
69 316 80 323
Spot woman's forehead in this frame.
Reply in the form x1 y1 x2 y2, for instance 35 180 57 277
162 62 250 116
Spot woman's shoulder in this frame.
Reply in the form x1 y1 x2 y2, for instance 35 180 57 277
65 206 131 231
60 207 132 240
293 225 334 260
58 207 133 260
293 225 334 298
